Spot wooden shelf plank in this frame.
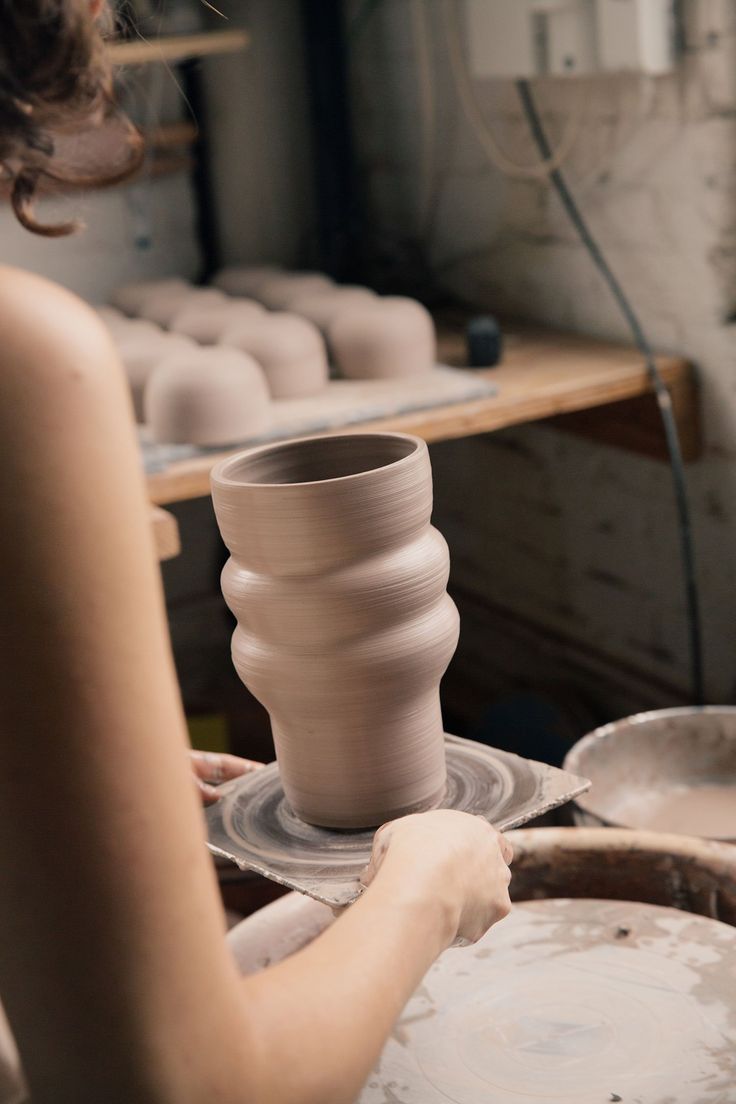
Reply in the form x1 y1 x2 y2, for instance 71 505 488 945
146 321 697 507
108 28 250 66
147 122 198 149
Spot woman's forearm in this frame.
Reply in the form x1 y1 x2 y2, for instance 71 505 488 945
239 860 453 1104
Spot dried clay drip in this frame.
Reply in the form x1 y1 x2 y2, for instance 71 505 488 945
211 433 459 828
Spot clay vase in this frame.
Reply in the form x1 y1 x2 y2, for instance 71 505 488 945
145 346 270 445
329 296 436 379
219 312 329 399
210 432 459 829
170 298 265 344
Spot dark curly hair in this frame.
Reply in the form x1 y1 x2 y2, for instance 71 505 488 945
0 0 143 236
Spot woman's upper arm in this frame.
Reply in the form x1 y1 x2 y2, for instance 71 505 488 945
0 268 249 1104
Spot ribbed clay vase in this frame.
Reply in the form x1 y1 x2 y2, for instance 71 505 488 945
210 433 459 829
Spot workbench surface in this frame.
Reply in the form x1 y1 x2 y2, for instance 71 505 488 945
146 319 696 508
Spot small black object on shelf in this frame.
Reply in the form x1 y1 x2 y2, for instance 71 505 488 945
466 315 503 368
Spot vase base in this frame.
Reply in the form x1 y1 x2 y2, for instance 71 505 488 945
205 734 590 908
290 781 447 831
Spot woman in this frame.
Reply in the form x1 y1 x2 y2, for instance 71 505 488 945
0 4 513 1103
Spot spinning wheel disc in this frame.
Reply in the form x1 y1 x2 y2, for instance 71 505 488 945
206 734 589 906
359 898 736 1103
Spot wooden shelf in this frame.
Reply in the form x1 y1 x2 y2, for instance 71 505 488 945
146 320 699 507
108 28 250 66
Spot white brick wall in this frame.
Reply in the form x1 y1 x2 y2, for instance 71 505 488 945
349 0 736 706
0 176 201 301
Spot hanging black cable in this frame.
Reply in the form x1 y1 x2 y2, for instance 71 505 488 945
516 77 704 705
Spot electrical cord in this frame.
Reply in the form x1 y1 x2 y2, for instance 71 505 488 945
516 77 704 704
442 0 585 179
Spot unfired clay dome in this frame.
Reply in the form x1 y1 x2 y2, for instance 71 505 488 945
212 266 283 297
256 273 334 310
144 346 271 446
108 316 162 339
170 298 265 344
118 332 195 423
328 296 437 379
110 277 190 316
95 305 126 329
220 312 329 399
288 287 377 332
138 287 228 329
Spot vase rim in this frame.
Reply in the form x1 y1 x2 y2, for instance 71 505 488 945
211 432 425 491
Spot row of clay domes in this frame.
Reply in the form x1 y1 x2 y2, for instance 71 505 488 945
211 266 437 380
102 270 437 446
97 305 272 445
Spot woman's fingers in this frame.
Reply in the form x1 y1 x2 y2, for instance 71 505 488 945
196 779 222 806
190 751 265 805
498 832 514 866
359 822 393 888
190 750 264 784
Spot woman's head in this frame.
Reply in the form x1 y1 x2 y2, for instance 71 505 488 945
0 0 142 236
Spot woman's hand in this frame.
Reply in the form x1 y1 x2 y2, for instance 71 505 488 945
361 809 513 947
189 750 264 805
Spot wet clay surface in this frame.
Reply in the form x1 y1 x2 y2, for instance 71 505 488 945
507 826 736 927
610 783 736 838
205 735 589 907
565 707 736 840
211 434 457 828
359 897 736 1104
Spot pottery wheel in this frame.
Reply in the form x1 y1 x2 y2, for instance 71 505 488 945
206 734 589 906
359 897 736 1104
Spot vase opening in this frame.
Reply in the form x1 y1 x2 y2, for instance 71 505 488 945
217 433 420 487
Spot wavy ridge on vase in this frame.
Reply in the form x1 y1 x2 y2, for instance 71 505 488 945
211 433 459 829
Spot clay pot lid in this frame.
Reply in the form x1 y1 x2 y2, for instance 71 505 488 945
212 265 283 297
220 312 324 364
564 706 736 841
329 295 434 341
211 431 425 491
110 277 190 316
105 316 162 341
170 298 266 342
95 305 126 326
257 273 334 309
289 287 377 328
145 346 270 445
138 287 227 327
121 333 195 381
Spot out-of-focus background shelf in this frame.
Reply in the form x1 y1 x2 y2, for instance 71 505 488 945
108 28 250 66
146 319 699 507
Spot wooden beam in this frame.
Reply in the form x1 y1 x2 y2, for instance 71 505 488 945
146 122 199 150
438 320 700 460
544 364 701 462
108 28 250 66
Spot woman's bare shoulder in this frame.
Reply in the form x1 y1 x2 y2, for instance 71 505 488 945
0 265 114 385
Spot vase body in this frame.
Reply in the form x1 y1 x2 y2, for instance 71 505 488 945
211 433 459 828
